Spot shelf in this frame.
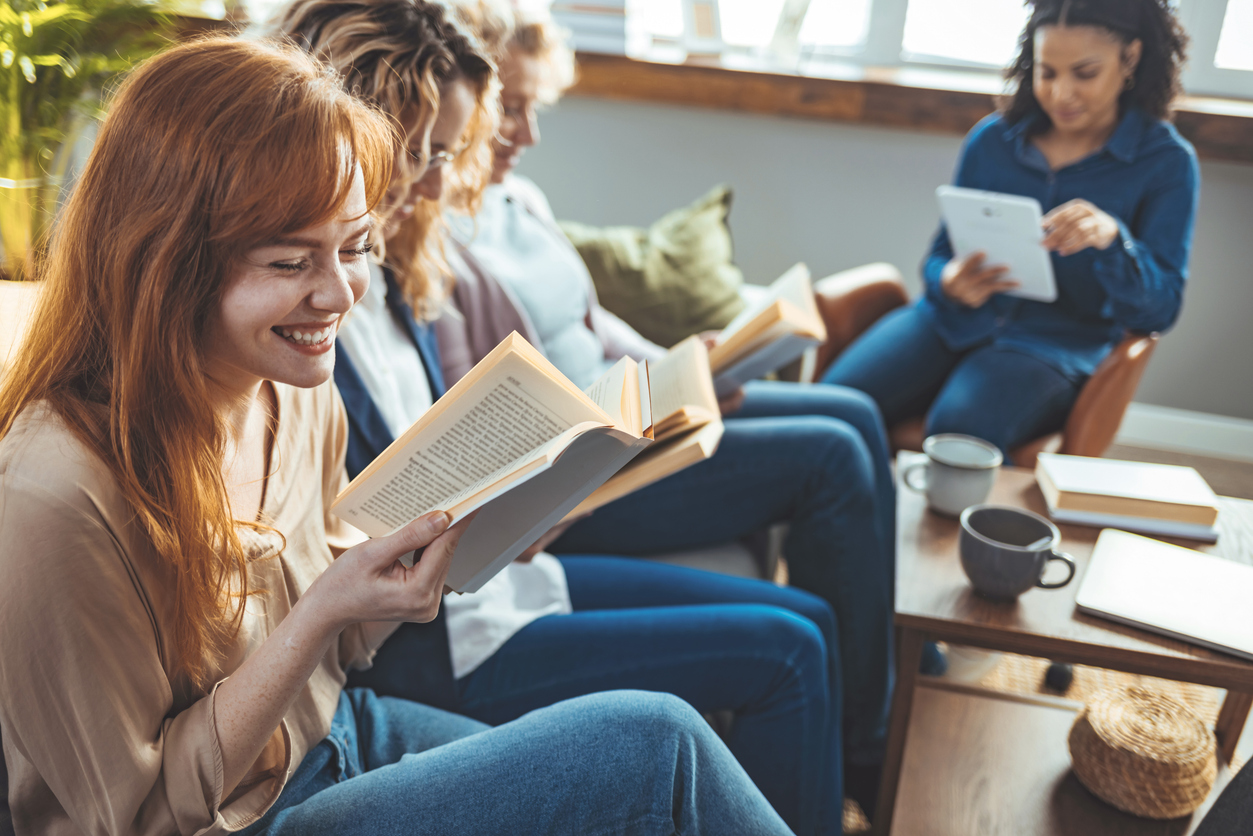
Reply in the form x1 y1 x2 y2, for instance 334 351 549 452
891 680 1232 836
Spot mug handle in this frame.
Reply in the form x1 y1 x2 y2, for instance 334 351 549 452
902 461 929 493
1036 550 1077 589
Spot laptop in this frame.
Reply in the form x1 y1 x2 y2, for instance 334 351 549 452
1076 529 1253 662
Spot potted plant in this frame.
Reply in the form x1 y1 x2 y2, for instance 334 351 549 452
0 0 171 279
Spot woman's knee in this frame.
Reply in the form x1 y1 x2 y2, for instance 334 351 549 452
799 418 877 498
773 590 838 654
924 403 1011 454
559 691 717 762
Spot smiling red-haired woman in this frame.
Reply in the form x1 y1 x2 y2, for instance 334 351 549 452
0 34 789 836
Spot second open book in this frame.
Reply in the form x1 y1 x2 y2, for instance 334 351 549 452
331 332 723 593
709 263 827 396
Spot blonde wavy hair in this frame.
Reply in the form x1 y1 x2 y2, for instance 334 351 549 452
262 0 499 318
454 0 576 103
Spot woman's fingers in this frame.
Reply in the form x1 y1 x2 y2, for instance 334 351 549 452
1042 198 1090 227
1042 213 1082 248
409 511 476 585
960 251 988 273
975 263 1010 283
364 510 451 571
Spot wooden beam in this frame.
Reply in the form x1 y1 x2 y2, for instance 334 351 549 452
571 52 1253 164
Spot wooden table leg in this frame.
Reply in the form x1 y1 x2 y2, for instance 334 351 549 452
872 627 925 836
1216 690 1252 765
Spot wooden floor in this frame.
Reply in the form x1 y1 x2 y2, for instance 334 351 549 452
1107 444 1253 501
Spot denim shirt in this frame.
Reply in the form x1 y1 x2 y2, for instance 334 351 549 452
917 107 1200 382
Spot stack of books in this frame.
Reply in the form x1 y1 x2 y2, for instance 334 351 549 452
1035 452 1221 542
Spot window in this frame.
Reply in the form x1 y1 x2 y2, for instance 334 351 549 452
899 0 1027 68
719 0 787 48
1179 0 1253 98
798 0 872 53
1215 0 1253 72
614 0 1253 101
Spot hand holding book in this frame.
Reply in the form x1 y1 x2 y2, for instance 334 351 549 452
331 333 725 593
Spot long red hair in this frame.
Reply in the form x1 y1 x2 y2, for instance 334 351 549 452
0 37 395 689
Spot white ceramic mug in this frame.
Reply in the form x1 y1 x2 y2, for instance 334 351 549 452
903 434 1003 517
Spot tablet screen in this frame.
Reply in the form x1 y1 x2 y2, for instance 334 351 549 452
936 185 1057 303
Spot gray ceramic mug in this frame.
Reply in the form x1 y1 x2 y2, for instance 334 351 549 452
903 434 1003 517
958 504 1077 601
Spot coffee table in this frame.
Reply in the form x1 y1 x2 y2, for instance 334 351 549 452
875 453 1253 836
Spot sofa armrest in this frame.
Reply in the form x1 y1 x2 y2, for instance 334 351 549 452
0 280 42 374
812 263 909 378
1058 332 1159 458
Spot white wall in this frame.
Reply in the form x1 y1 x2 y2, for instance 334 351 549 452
516 96 1253 422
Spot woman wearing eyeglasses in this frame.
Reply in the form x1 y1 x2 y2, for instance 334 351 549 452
820 0 1198 462
264 1 850 833
430 0 899 822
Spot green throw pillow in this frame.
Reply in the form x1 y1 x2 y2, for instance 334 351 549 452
559 184 746 348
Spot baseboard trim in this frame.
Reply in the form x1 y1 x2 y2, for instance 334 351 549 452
1116 403 1253 462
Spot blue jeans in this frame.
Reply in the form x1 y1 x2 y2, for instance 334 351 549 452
238 688 792 836
554 380 895 768
458 556 840 836
820 305 1084 459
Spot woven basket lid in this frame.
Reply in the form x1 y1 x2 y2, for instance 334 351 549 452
1068 685 1217 819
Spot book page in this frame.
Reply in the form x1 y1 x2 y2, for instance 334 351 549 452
333 334 612 536
351 376 572 532
710 264 822 372
712 332 820 397
774 262 816 313
584 356 639 436
717 263 809 342
449 426 647 592
565 420 724 519
637 361 653 438
648 336 719 432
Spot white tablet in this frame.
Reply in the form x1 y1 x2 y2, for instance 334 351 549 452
936 185 1057 303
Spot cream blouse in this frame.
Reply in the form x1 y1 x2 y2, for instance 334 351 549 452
0 381 377 835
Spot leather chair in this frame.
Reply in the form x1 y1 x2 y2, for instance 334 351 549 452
809 266 1160 468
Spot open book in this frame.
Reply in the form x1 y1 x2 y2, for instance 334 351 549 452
708 263 827 396
331 332 652 592
330 333 724 593
566 334 724 518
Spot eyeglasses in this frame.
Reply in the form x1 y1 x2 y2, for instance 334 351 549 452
408 145 465 172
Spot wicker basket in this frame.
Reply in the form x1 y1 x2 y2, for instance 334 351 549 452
1068 685 1217 819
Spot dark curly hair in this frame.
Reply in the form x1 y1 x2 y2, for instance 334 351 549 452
1001 0 1189 128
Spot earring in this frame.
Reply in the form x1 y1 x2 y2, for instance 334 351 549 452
1124 74 1136 91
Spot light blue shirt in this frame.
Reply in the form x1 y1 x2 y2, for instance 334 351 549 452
452 180 611 389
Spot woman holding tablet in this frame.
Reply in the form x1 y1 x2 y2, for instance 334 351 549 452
822 0 1199 460
0 37 791 835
